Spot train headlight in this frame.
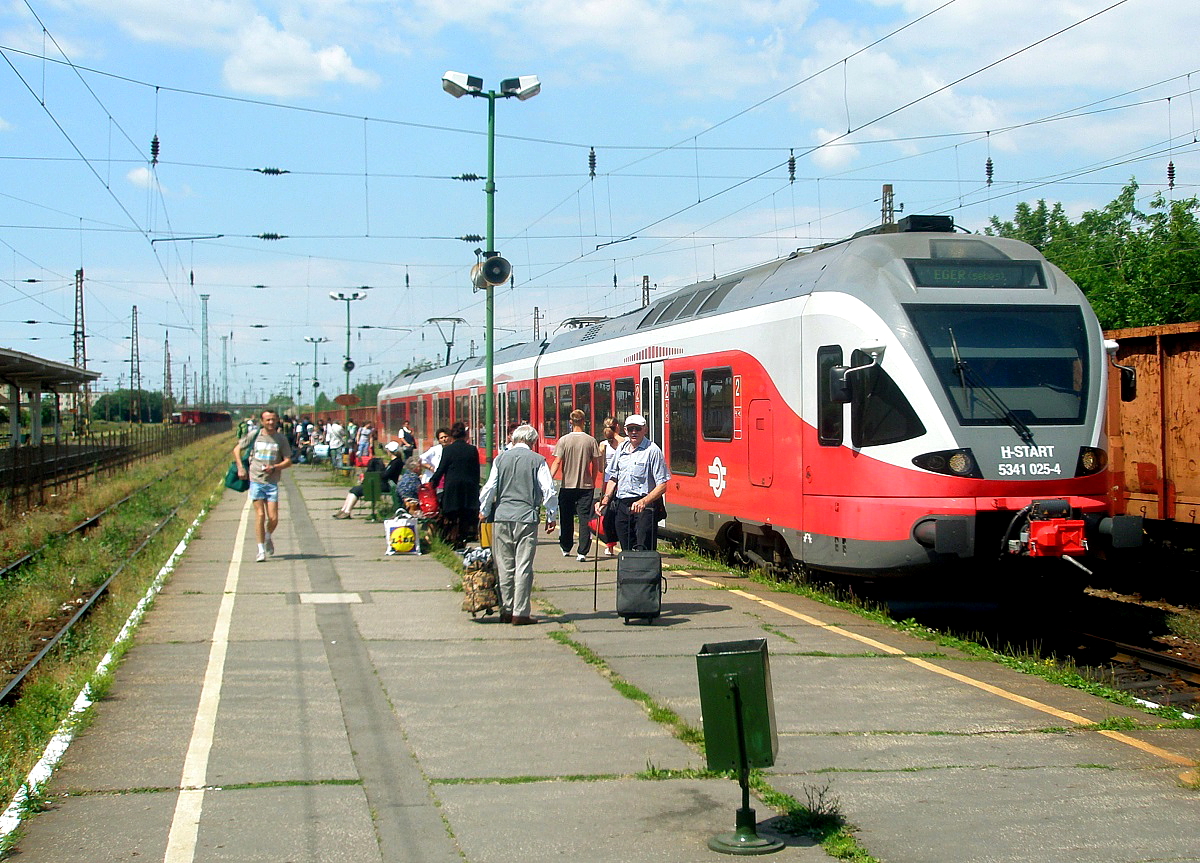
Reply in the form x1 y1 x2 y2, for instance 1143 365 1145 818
912 448 982 478
1074 446 1108 477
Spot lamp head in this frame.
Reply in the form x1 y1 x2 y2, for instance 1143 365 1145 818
442 71 483 98
500 75 541 101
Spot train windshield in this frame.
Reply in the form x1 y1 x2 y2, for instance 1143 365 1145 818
905 305 1089 427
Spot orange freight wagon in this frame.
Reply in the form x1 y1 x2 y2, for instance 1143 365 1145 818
1105 321 1200 528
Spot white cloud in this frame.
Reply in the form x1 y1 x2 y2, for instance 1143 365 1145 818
809 129 859 171
126 166 159 190
222 15 378 97
67 0 379 97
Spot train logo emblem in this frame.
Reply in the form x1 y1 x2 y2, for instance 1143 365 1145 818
708 456 727 498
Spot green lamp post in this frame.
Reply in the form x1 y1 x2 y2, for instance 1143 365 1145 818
442 70 540 463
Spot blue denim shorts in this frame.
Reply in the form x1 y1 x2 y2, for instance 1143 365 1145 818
249 481 279 502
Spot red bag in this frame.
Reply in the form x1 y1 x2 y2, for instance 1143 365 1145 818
418 483 439 516
356 455 371 467
588 516 607 543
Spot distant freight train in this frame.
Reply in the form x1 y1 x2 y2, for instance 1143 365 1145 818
378 215 1143 579
171 409 231 426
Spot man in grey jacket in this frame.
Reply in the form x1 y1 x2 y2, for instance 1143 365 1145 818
478 424 558 625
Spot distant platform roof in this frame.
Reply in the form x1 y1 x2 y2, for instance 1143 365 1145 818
0 347 101 392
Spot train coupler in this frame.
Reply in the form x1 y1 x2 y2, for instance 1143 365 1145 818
1004 499 1088 559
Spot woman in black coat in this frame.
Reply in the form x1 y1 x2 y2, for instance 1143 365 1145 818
429 422 480 548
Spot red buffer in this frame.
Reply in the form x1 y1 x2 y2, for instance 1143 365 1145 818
1027 519 1087 557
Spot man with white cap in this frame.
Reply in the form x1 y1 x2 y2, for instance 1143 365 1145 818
332 440 404 519
594 414 670 551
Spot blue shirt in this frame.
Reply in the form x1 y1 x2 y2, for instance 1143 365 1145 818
608 437 670 498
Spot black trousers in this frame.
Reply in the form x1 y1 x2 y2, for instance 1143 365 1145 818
558 487 596 555
613 497 658 551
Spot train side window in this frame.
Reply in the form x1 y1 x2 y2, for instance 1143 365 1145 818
575 382 591 432
818 346 843 446
519 388 531 426
701 367 734 441
559 384 573 435
507 391 519 427
543 386 557 438
849 349 926 448
455 395 469 425
615 377 635 421
436 397 450 431
593 379 612 438
668 372 697 475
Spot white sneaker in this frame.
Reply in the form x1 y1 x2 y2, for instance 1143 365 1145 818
256 550 267 563
577 554 587 562
265 536 275 555
604 546 614 557
561 549 571 557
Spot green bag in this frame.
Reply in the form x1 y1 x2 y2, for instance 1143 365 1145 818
224 431 256 493
224 459 249 492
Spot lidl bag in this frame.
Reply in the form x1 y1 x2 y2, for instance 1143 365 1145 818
385 516 421 556
478 520 494 549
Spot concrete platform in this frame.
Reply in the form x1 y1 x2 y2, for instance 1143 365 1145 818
9 464 1200 862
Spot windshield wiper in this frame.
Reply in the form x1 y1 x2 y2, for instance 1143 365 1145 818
948 328 1035 445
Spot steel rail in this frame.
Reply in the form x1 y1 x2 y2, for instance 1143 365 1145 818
0 481 201 705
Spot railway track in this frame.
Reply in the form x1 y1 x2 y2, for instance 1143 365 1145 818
0 473 194 704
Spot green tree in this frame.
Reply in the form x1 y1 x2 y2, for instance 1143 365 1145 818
988 180 1200 328
90 389 164 423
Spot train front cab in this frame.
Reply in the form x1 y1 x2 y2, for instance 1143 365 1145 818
808 264 1144 577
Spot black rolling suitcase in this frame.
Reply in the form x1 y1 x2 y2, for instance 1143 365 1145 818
616 550 665 624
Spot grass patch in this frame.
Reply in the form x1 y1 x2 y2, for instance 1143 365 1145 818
546 630 704 747
0 432 230 813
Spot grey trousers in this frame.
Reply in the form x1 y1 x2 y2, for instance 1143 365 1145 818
493 520 538 618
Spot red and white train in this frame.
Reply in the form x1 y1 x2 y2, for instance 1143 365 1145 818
379 215 1142 578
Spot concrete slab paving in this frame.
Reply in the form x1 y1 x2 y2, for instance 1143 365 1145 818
794 766 1199 863
11 468 1200 863
369 640 700 779
435 778 824 863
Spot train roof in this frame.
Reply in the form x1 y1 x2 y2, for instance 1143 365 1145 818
381 216 1065 389
545 219 1067 354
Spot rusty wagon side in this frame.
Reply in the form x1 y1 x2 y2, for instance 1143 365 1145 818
1105 321 1200 530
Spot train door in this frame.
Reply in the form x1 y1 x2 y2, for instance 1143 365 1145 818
639 361 665 445
747 399 773 487
496 383 507 446
469 387 478 440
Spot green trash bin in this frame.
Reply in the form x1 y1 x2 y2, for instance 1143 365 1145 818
696 638 777 771
361 471 383 523
696 637 783 856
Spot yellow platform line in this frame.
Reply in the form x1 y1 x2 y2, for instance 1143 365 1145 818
672 570 1197 772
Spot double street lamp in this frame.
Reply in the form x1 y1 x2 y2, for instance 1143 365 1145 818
442 70 540 463
304 336 329 410
328 292 367 426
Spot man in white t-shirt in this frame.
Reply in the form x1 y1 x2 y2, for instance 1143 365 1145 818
235 409 293 562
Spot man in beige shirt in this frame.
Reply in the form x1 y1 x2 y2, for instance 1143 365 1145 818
550 409 604 562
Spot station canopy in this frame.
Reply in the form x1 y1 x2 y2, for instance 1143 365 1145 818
0 346 100 393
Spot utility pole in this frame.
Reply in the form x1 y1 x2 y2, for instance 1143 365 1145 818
163 331 174 422
533 306 544 340
72 268 90 435
220 334 230 405
642 275 651 308
881 184 895 226
130 306 142 423
200 293 211 407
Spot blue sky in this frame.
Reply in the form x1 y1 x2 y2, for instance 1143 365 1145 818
2 0 1197 405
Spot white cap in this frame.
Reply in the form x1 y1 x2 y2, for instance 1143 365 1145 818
624 414 647 428
385 440 401 453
